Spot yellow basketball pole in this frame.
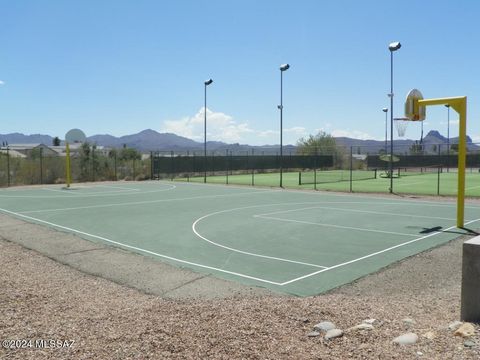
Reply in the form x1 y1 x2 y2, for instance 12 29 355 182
66 142 72 188
418 96 467 228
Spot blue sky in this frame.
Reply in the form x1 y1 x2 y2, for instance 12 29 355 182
1 0 479 145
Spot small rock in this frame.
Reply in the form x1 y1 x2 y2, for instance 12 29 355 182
314 321 336 332
448 321 463 331
403 318 416 326
417 351 423 356
307 331 320 337
348 323 374 332
454 323 475 338
325 328 344 340
464 340 476 348
393 332 419 345
422 331 436 340
362 318 377 325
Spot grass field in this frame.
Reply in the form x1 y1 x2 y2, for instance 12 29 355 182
176 169 480 197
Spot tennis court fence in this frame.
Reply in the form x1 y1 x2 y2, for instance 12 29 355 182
2 142 480 196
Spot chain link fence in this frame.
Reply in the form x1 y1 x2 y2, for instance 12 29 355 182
2 143 479 197
0 147 150 187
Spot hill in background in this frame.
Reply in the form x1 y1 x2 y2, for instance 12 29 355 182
0 129 476 154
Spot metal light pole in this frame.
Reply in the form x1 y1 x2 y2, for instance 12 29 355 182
382 108 388 153
445 104 451 172
388 41 401 193
279 63 290 188
204 78 213 183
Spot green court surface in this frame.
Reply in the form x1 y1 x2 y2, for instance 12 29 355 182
178 169 480 197
0 181 478 296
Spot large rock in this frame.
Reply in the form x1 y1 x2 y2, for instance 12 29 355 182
454 323 475 338
448 321 463 331
325 329 344 340
314 321 336 332
393 332 419 345
347 323 374 332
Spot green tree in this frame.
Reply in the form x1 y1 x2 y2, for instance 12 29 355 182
296 131 345 168
52 136 61 146
119 147 141 161
296 131 337 155
79 142 91 181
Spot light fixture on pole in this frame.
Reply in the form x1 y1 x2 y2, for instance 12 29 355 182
388 41 401 193
204 78 213 183
382 108 388 153
279 63 290 188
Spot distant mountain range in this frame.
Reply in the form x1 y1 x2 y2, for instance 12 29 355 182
0 129 476 154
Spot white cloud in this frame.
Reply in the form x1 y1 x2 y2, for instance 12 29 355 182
0 80 4 86
162 108 254 143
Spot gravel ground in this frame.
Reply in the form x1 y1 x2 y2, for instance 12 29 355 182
1 215 480 358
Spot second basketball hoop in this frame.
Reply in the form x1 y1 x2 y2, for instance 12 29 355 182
393 117 409 137
405 89 426 121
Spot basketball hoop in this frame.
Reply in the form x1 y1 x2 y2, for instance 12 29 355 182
394 117 409 137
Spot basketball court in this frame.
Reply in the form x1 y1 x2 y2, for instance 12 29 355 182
0 181 477 296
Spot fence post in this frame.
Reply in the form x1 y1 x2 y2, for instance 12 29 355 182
7 147 10 187
226 149 229 185
39 147 43 185
251 148 254 186
133 158 136 180
438 144 441 195
349 146 353 192
314 147 317 191
149 151 153 180
91 146 95 182
170 151 174 181
114 151 118 181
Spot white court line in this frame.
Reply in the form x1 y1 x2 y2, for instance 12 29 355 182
280 218 480 286
95 185 140 191
20 189 278 214
255 205 459 222
0 184 177 198
255 215 417 237
42 188 80 195
0 207 283 286
191 199 436 268
192 207 328 269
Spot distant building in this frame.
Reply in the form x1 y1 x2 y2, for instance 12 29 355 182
0 143 107 157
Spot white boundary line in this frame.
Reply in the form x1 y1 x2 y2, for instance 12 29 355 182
41 188 80 195
191 200 433 267
255 215 418 237
95 185 140 191
0 207 284 286
20 189 278 214
192 205 329 269
0 184 177 198
279 218 480 285
19 197 472 216
255 205 459 222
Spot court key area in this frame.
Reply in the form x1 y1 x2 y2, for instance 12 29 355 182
0 181 478 296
